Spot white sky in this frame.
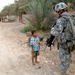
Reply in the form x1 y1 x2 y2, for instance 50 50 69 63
0 0 14 11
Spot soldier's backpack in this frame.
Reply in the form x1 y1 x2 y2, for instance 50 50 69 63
62 15 75 52
72 15 75 26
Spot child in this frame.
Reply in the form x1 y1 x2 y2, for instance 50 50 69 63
30 30 40 65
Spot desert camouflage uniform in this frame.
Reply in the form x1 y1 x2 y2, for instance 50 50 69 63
51 12 73 74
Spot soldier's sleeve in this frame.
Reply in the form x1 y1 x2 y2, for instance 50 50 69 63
51 19 63 36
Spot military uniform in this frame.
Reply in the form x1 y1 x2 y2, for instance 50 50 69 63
51 12 73 74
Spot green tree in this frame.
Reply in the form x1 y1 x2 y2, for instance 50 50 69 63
0 4 15 17
19 0 57 30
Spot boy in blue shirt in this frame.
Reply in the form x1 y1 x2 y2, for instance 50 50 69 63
30 30 40 65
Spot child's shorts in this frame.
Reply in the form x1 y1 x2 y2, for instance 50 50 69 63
32 51 39 57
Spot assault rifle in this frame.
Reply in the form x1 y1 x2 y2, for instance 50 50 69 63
44 22 56 51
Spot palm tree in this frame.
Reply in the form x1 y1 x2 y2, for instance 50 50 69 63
0 4 16 17
19 0 57 30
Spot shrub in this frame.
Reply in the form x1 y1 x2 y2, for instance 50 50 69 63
21 26 36 33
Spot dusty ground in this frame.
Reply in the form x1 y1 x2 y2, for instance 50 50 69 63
0 22 75 75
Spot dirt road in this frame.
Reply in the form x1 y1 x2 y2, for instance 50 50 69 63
0 22 75 75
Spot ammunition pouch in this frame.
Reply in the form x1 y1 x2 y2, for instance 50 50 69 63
66 40 75 52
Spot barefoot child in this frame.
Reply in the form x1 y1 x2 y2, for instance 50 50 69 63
30 30 40 65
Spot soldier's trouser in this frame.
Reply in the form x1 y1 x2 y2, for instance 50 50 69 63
59 43 71 73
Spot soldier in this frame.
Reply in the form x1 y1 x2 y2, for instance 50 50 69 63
51 2 74 75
